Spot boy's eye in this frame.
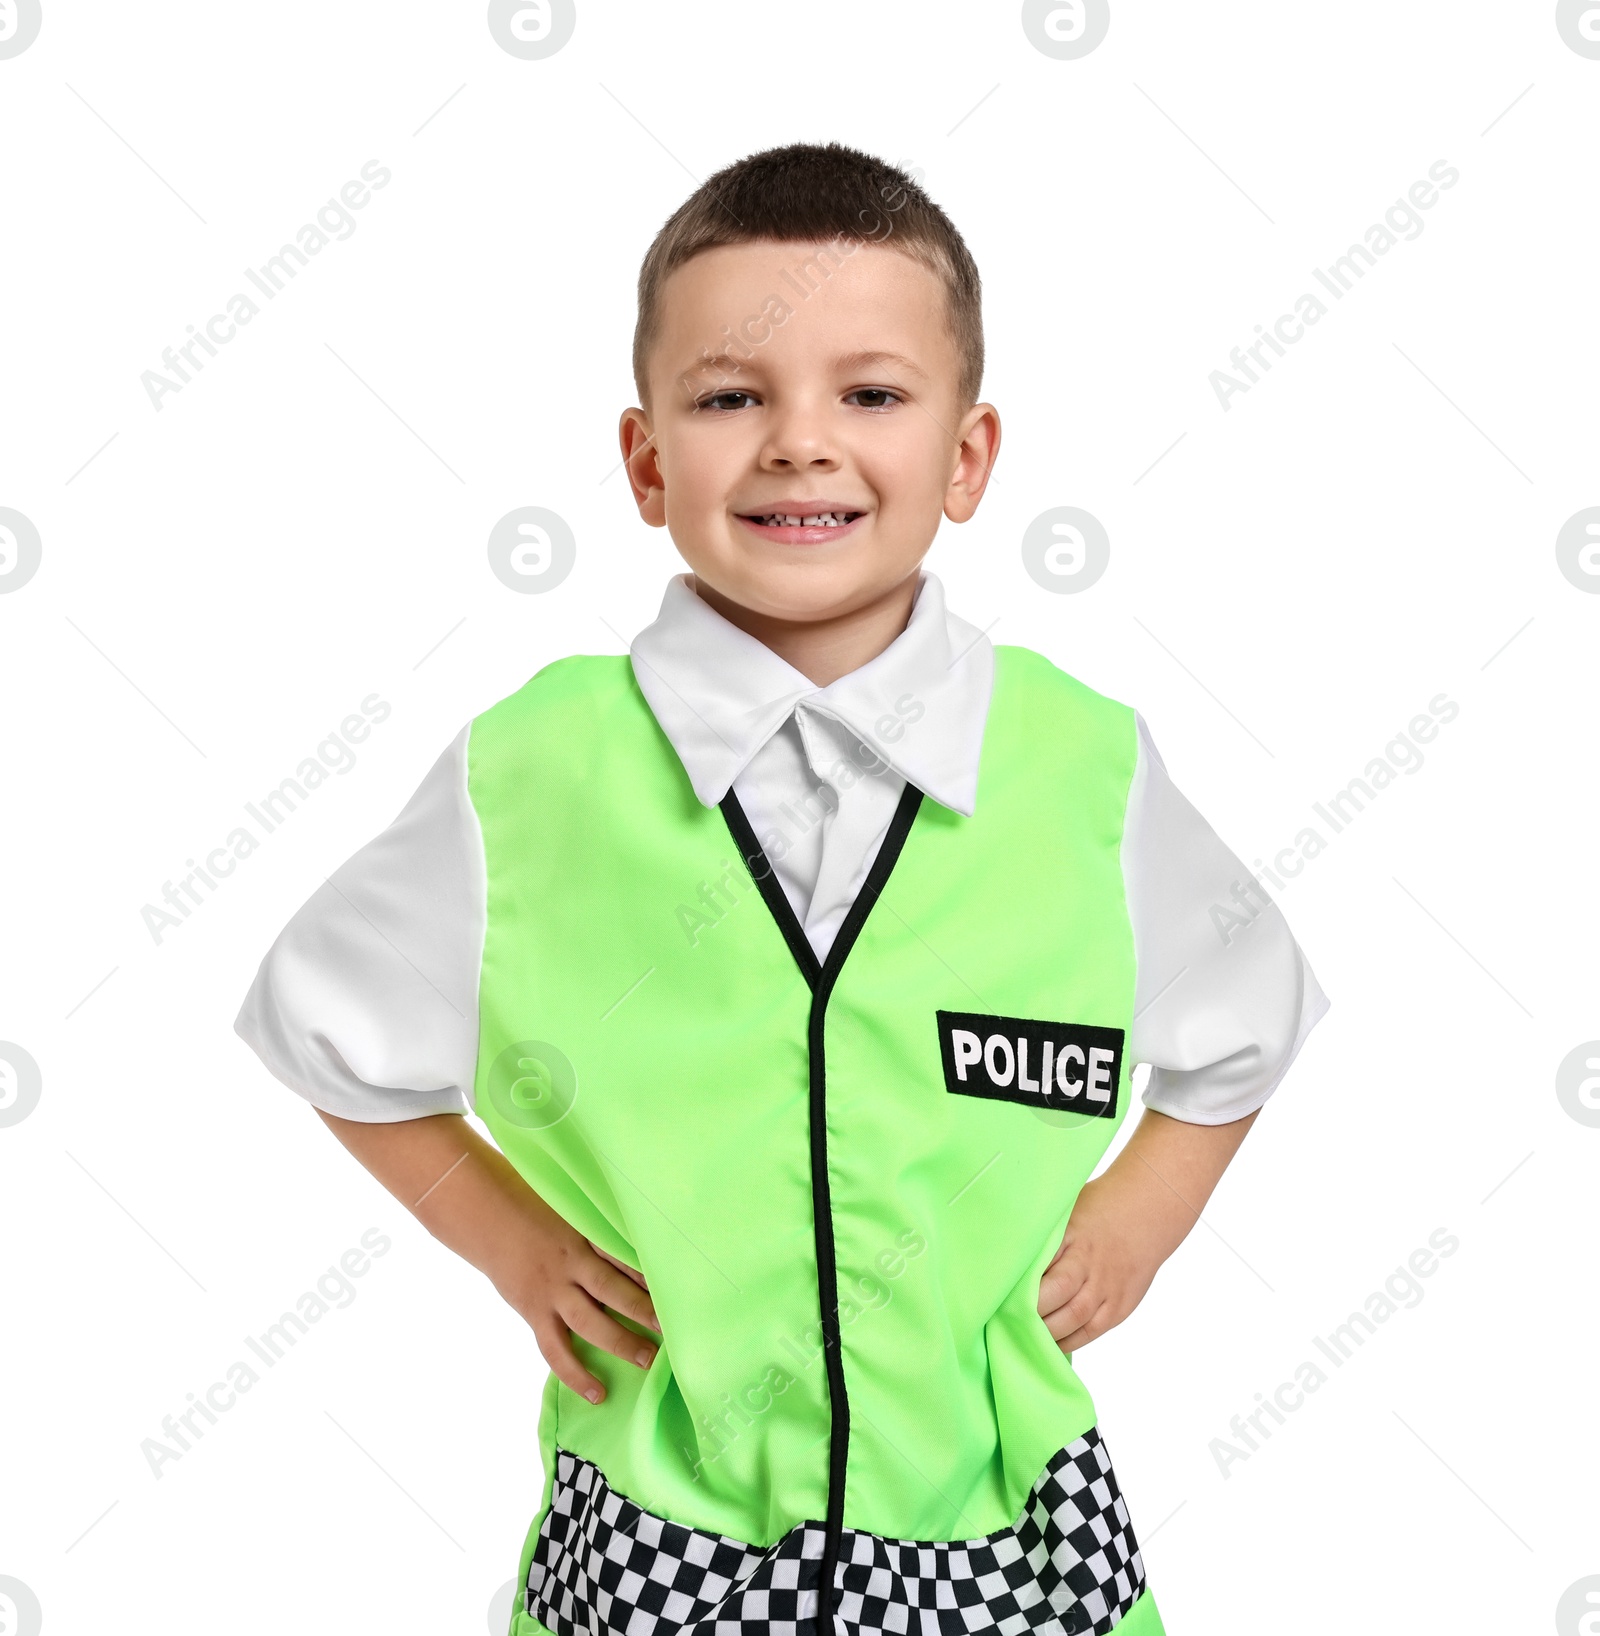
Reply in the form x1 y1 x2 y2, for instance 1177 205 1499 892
692 387 904 413
695 391 756 412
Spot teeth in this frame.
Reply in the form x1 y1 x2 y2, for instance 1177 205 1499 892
757 512 855 527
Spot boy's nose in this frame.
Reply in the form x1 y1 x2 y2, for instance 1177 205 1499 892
759 404 843 470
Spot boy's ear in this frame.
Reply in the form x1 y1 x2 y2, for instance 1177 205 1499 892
619 407 667 527
944 401 1001 525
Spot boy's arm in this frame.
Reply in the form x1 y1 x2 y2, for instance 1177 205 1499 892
233 730 661 1401
315 1108 660 1402
1038 1105 1259 1353
1041 707 1331 1351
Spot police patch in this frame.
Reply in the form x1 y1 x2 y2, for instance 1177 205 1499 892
935 1009 1124 1117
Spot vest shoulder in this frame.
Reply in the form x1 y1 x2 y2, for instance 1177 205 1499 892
472 653 640 732
992 644 1136 725
466 654 662 780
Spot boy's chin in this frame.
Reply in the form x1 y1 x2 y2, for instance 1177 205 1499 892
689 554 923 625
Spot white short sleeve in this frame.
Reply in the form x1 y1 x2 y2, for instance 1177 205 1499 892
1123 712 1330 1124
233 725 487 1122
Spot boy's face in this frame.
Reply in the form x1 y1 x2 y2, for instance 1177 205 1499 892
620 239 999 627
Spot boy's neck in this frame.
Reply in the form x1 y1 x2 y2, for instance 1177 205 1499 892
687 571 922 689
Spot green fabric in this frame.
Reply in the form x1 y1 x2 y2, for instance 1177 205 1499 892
469 643 1148 1613
513 1586 1166 1636
514 1588 1166 1636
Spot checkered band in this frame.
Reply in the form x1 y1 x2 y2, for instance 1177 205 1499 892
525 1427 1145 1636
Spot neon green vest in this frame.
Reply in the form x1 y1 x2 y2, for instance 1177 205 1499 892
471 645 1166 1636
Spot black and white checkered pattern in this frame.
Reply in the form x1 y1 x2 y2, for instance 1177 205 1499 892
526 1428 1144 1636
831 1431 1144 1636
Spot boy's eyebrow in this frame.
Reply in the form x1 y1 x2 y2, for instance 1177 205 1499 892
684 348 930 381
832 349 930 379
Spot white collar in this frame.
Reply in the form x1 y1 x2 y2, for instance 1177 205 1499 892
629 570 994 816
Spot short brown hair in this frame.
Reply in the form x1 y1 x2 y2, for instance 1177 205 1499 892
632 141 984 415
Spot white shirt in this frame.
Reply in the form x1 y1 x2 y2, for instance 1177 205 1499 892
629 572 993 963
235 571 1329 1126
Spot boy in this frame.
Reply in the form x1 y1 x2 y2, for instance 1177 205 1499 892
236 142 1329 1636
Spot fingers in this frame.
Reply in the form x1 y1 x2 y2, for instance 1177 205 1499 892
589 1241 651 1292
531 1316 609 1404
531 1285 659 1406
585 1257 661 1335
1041 1281 1099 1345
560 1289 659 1374
1040 1240 1105 1348
1054 1300 1114 1354
1038 1249 1086 1317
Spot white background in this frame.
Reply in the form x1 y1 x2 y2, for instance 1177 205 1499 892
2 3 1597 1632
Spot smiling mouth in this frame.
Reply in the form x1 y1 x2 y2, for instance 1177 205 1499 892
738 510 865 528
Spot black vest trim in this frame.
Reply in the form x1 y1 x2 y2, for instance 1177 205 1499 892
718 780 926 1636
717 786 822 989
